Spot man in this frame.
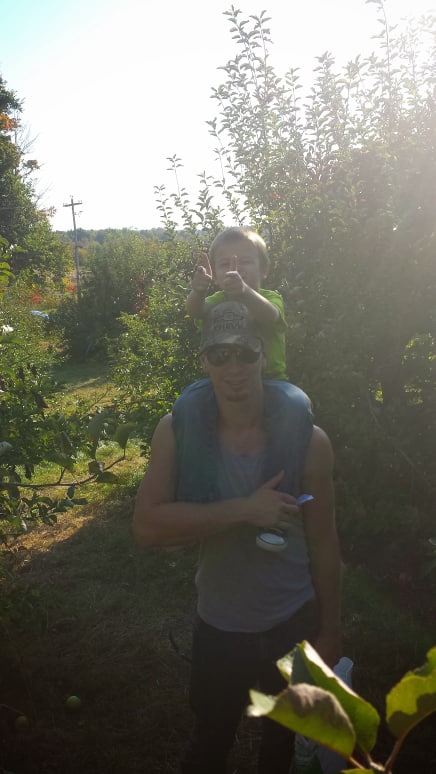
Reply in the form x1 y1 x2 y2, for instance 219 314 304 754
133 301 341 774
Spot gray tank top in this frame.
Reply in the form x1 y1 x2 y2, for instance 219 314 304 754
196 447 315 632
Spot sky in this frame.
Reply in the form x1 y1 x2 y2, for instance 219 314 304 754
1 0 435 232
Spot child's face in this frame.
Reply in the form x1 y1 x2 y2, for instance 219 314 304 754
213 239 265 291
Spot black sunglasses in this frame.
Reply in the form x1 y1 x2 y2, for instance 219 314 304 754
205 345 261 367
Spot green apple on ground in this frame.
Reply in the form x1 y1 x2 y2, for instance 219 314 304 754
15 715 29 731
65 695 82 710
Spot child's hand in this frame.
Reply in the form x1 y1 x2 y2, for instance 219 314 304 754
223 254 246 297
191 251 212 295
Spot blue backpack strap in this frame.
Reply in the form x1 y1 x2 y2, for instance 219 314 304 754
172 379 218 502
262 382 314 495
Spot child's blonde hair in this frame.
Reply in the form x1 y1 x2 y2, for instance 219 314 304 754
209 227 269 275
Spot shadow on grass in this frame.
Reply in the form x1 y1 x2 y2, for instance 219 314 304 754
51 359 112 393
0 496 197 774
0 500 435 774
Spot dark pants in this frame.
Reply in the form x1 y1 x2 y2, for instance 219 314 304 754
180 600 319 774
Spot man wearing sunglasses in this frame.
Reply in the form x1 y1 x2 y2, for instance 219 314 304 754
133 301 341 774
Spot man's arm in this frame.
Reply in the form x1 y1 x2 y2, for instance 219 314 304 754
301 426 342 667
133 414 300 547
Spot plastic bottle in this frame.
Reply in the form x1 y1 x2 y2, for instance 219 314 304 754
293 734 323 773
292 657 354 774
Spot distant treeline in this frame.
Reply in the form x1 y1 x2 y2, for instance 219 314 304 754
55 227 192 247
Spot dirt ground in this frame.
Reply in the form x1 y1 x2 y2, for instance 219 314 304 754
1 496 435 774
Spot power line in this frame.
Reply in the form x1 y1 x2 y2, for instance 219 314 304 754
63 196 83 299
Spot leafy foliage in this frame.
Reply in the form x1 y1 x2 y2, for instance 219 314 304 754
110 239 201 440
0 75 71 282
248 640 436 772
0 296 135 545
0 237 13 297
54 233 169 359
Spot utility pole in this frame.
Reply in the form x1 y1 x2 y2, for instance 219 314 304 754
63 196 83 299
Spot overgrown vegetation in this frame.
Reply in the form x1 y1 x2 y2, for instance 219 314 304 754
0 285 136 543
1 2 436 771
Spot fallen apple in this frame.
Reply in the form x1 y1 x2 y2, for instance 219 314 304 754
65 695 82 710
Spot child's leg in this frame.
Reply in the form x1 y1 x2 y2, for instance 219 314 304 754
263 379 313 415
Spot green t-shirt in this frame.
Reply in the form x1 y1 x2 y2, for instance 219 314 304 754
204 289 288 381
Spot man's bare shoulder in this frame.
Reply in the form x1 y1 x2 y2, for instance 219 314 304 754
305 425 334 475
136 413 177 504
312 425 333 449
151 412 175 448
159 412 173 429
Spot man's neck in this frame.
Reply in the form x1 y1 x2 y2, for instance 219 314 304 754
216 388 264 455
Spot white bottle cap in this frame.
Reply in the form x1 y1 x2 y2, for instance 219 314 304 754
256 530 288 552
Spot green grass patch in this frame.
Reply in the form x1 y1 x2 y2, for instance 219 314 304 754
51 358 120 415
52 359 112 390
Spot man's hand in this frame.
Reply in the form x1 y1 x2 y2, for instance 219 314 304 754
191 252 212 295
313 630 342 669
222 255 246 297
244 471 300 529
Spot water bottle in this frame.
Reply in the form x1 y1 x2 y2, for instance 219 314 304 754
293 734 323 774
256 494 314 553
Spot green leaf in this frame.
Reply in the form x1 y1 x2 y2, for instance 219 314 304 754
386 646 436 739
87 413 106 457
287 642 380 753
48 452 75 473
88 460 104 475
59 499 75 509
277 649 310 682
248 683 356 759
96 471 118 483
60 431 74 455
113 422 136 450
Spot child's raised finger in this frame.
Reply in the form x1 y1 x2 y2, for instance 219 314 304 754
230 254 238 272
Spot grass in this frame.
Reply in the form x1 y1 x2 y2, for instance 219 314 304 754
51 359 120 415
0 362 435 774
52 359 112 393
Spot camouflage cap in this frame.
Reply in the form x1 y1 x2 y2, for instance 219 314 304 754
199 301 263 354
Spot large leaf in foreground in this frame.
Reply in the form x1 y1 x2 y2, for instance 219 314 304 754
387 646 436 739
279 641 380 753
342 770 375 773
248 683 356 759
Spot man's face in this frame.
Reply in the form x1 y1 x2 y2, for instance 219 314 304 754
212 240 265 291
200 344 265 402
